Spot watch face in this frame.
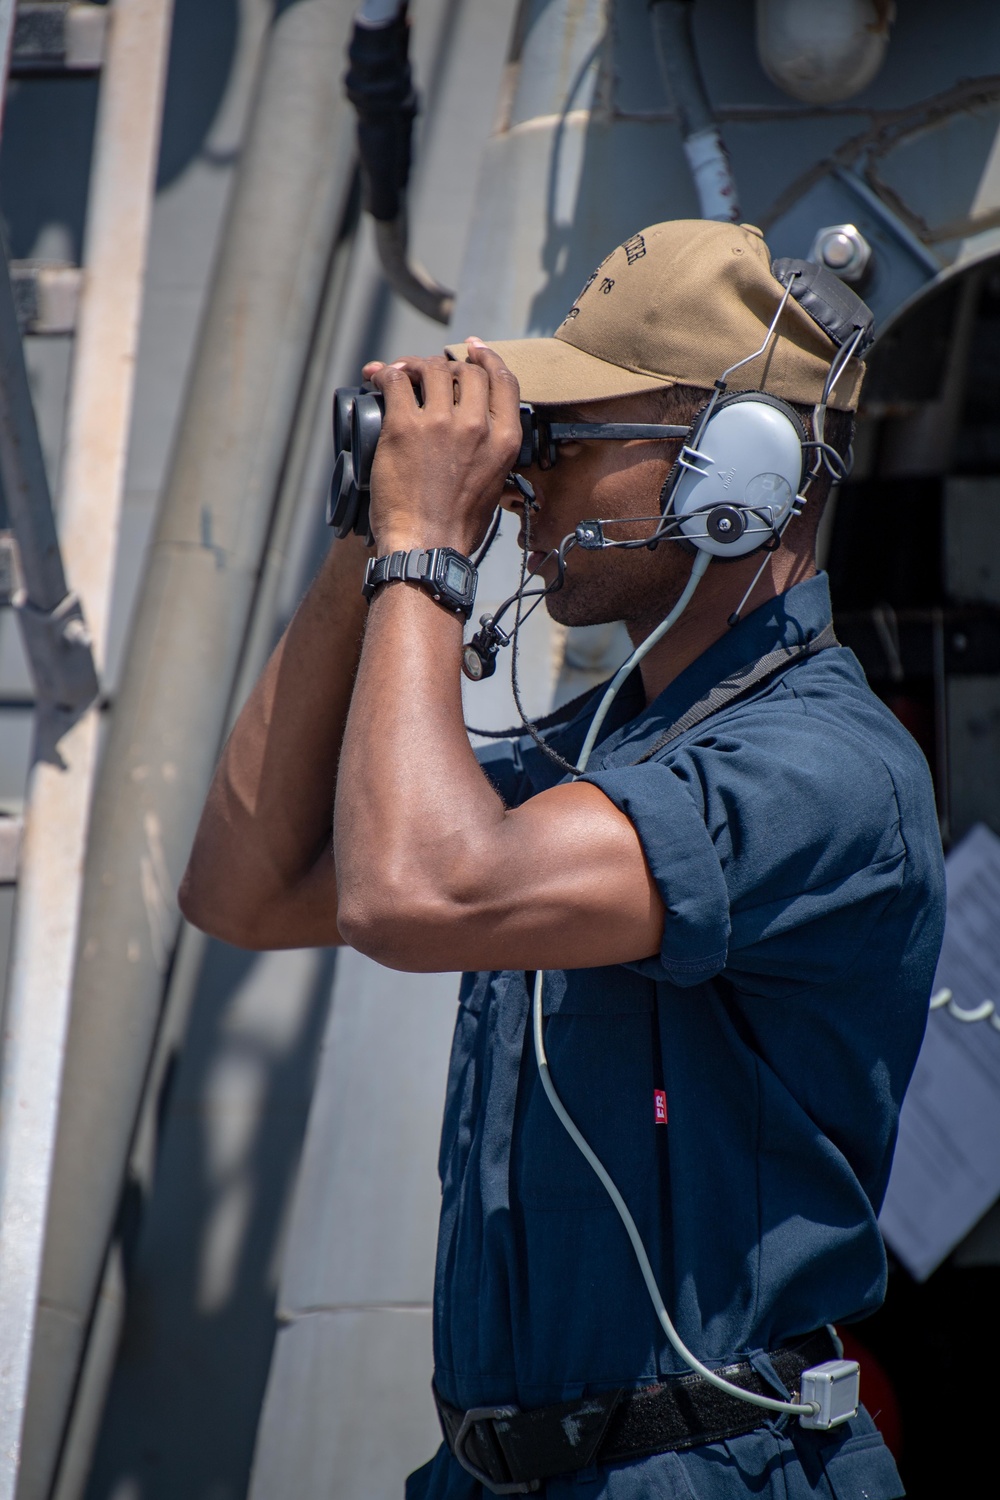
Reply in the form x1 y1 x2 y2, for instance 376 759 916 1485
443 556 472 596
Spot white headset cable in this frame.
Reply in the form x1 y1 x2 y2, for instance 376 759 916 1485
532 971 816 1416
574 550 710 771
533 548 819 1418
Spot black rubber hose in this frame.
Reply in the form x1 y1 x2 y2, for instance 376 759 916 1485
649 0 715 139
344 5 417 223
649 0 740 222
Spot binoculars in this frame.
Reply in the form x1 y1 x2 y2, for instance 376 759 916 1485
326 387 556 540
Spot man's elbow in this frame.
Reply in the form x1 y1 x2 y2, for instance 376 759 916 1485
178 866 269 951
336 875 468 972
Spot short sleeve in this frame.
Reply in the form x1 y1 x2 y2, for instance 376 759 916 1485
581 760 731 986
583 713 908 992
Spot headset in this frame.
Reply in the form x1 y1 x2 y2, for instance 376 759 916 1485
329 258 872 690
331 261 875 1425
457 259 871 717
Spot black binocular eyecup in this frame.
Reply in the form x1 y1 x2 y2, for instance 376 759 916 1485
327 385 549 541
326 450 363 537
327 386 383 540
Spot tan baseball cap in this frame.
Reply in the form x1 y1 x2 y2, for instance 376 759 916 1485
446 219 864 411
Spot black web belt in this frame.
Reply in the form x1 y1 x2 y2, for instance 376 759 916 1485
630 621 839 765
435 1328 837 1494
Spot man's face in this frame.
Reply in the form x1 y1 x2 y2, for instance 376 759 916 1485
508 393 697 633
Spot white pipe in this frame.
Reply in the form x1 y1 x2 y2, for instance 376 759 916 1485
15 5 359 1497
0 4 176 1497
683 127 740 224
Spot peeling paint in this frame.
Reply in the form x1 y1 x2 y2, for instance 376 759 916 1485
139 811 175 974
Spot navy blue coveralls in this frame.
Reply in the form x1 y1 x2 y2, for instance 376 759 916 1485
407 573 945 1500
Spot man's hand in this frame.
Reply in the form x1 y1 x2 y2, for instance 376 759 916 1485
362 340 522 556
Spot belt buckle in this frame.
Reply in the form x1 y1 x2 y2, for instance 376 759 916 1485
452 1404 540 1495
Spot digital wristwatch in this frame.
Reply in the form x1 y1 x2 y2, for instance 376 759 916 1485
362 547 478 621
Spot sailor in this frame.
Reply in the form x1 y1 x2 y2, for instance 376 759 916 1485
181 219 945 1498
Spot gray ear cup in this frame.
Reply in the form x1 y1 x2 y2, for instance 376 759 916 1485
664 393 806 557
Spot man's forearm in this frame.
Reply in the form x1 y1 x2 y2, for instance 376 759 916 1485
334 575 509 965
332 567 665 975
180 533 371 948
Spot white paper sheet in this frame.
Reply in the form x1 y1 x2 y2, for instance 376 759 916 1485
879 823 1000 1281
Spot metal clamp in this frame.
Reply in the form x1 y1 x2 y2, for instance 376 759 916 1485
452 1405 540 1495
677 443 713 476
17 590 100 713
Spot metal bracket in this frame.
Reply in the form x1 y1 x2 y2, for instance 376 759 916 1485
10 263 81 335
0 242 101 715
0 531 22 604
677 444 713 476
11 3 107 73
0 814 22 884
453 1406 540 1495
16 590 100 713
766 166 939 329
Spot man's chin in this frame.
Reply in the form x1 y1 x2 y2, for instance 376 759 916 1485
544 588 621 630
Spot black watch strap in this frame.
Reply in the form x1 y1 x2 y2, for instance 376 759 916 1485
362 547 477 620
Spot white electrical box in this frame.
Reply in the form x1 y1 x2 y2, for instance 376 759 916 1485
798 1359 861 1430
